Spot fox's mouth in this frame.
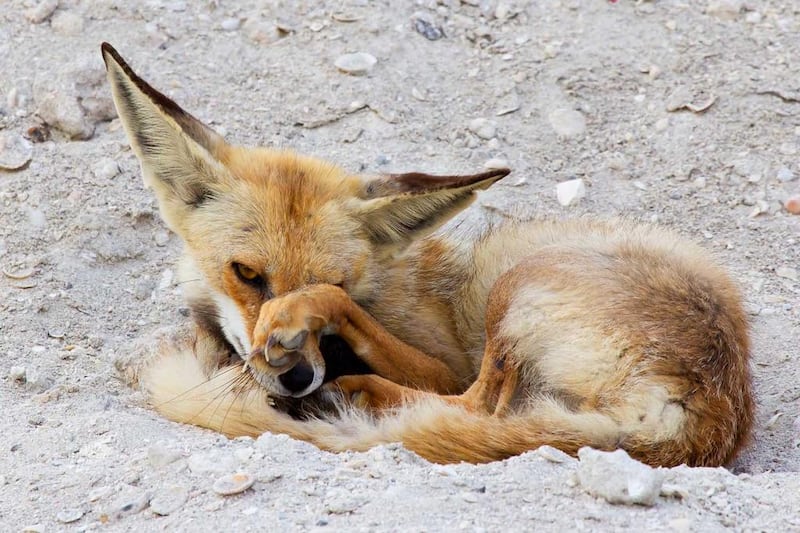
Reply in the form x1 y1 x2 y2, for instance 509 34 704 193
249 334 372 398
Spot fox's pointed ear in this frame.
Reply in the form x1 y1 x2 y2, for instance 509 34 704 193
101 43 231 231
353 168 510 246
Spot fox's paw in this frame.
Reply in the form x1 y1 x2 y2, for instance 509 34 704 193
248 284 350 397
328 374 417 413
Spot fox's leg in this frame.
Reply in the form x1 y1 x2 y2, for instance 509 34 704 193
249 284 462 395
333 266 525 415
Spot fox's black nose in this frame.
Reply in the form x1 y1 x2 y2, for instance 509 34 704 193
278 361 315 394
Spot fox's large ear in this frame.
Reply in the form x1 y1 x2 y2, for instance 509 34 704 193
353 168 510 246
101 43 231 231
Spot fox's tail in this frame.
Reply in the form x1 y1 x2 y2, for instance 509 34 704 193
142 344 626 464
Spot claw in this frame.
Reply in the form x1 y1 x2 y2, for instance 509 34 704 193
282 330 308 351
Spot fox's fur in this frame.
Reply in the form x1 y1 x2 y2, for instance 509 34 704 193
103 43 754 467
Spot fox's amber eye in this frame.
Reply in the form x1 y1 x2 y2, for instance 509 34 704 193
233 263 261 284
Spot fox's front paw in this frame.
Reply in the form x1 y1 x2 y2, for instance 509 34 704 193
248 284 349 397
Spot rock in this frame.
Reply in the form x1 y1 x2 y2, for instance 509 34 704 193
221 17 241 31
468 118 497 140
188 451 238 475
148 444 182 468
110 488 150 518
56 508 84 524
548 108 586 137
334 53 377 76
25 0 58 24
576 447 664 506
412 13 444 41
51 11 85 36
154 230 170 247
706 0 742 20
556 178 586 206
784 195 800 215
777 167 796 182
150 485 189 515
536 445 575 463
324 487 366 514
212 472 255 496
776 266 798 281
21 525 44 533
8 366 27 382
92 158 119 180
0 132 33 170
243 17 278 44
484 158 508 170
34 60 116 140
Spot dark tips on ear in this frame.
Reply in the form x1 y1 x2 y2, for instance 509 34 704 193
365 167 511 198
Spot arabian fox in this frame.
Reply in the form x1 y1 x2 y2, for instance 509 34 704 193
102 43 753 467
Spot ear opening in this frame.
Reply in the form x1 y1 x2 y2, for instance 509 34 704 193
101 43 232 226
354 167 510 246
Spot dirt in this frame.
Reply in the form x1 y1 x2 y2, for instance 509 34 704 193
1 0 799 531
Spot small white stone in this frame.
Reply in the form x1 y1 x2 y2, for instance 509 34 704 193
150 485 189 515
154 230 170 247
147 444 182 468
654 117 670 132
548 108 586 137
212 472 255 496
8 366 26 382
0 132 33 170
776 266 798 281
57 508 84 524
484 158 509 170
334 53 377 76
706 0 743 20
536 445 575 463
468 118 497 140
221 18 241 31
51 11 85 36
577 447 664 506
92 158 119 180
556 178 586 206
776 167 795 182
25 0 58 24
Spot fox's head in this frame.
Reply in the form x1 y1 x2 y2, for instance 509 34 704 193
102 43 509 394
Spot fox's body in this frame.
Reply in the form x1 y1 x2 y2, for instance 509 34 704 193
103 44 753 467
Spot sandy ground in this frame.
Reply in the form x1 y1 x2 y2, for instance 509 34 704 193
1 0 799 531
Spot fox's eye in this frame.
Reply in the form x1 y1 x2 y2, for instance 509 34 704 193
233 262 262 285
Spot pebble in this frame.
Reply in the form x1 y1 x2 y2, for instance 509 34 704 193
334 53 377 76
148 444 182 468
468 118 497 140
221 17 241 31
324 488 366 514
576 447 664 506
56 508 84 524
243 17 278 45
92 158 119 180
536 445 575 463
51 11 85 36
154 230 170 247
21 525 44 533
8 366 26 382
150 485 189 515
188 451 238 475
776 266 798 281
547 108 586 137
34 61 116 140
213 472 255 496
110 489 150 518
784 195 800 215
25 0 58 23
654 117 669 132
776 167 796 182
484 158 509 170
0 132 33 170
556 178 586 206
706 0 743 20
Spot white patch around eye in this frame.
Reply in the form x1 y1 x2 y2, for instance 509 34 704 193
210 290 252 357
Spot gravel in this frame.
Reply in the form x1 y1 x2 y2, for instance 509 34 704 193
1 0 799 531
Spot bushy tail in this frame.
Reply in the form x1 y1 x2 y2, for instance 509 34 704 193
142 347 626 464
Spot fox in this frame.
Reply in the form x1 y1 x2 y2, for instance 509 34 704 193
102 42 754 467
